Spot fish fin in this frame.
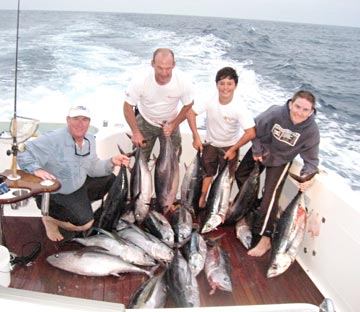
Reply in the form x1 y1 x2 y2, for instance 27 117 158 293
205 232 227 246
288 170 318 183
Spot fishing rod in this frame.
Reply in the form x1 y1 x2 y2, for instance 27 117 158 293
7 0 21 180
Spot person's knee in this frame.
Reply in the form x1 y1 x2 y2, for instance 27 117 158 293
76 219 94 231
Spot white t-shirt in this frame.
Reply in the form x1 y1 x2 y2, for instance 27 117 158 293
193 91 255 147
124 67 194 127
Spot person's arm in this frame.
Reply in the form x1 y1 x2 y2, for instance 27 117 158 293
186 107 203 151
123 101 145 147
298 130 320 192
224 127 256 160
162 101 194 137
18 135 51 175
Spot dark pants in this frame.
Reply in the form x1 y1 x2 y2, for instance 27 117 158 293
235 149 290 237
35 175 115 226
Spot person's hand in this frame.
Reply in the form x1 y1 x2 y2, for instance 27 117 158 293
34 168 56 181
162 123 174 137
192 137 203 151
253 155 263 162
224 149 236 161
111 154 130 167
131 131 146 147
298 177 314 192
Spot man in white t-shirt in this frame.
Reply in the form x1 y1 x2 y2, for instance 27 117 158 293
123 48 194 160
187 67 256 209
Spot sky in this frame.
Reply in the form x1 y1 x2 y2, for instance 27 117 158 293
0 0 359 28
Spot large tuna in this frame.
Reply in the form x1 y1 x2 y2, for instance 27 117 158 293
130 147 153 223
73 231 156 266
170 205 193 244
201 161 231 234
46 247 152 277
183 230 207 276
128 270 167 309
116 220 174 264
143 210 175 247
154 135 179 213
225 161 260 225
204 241 232 295
166 248 200 307
267 191 307 278
96 163 128 231
235 210 255 250
180 149 203 216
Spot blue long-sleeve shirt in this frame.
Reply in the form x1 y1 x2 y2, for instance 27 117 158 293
18 127 113 194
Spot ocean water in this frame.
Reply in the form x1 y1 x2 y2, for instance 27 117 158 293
0 10 359 191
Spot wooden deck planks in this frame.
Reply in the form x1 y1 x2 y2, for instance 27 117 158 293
3 216 324 308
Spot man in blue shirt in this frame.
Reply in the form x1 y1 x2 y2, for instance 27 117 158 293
18 105 130 241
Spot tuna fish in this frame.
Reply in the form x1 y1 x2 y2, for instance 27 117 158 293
116 220 174 264
235 210 255 250
143 210 175 247
170 205 193 244
166 248 200 307
201 161 231 234
225 161 260 225
267 191 307 278
182 230 207 276
130 147 153 223
154 135 179 213
128 270 168 309
180 149 203 216
96 163 129 231
46 247 152 277
204 241 232 295
73 231 156 267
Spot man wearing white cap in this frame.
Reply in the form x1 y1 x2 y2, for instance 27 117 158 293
18 104 130 241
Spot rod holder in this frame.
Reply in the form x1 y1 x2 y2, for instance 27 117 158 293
41 192 50 216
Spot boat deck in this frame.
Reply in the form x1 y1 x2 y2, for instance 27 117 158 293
3 215 324 308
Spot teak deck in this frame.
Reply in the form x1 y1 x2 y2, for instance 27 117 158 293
3 216 324 308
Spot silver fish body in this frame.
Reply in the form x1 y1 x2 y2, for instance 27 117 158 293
128 270 167 309
235 210 255 249
204 243 232 295
143 210 175 247
180 149 203 216
96 164 129 231
166 249 200 307
170 206 193 243
155 135 179 213
267 191 307 278
130 147 153 223
183 230 207 276
73 233 156 266
225 162 260 225
201 162 231 234
46 247 152 277
116 220 174 264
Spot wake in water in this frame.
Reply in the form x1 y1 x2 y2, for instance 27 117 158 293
0 11 359 191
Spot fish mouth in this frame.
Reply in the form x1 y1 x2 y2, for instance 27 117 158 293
266 254 292 278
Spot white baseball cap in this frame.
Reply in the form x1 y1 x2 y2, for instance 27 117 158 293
68 105 91 118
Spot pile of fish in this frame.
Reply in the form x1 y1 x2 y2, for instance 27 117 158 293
47 206 233 308
46 138 315 307
46 141 233 308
